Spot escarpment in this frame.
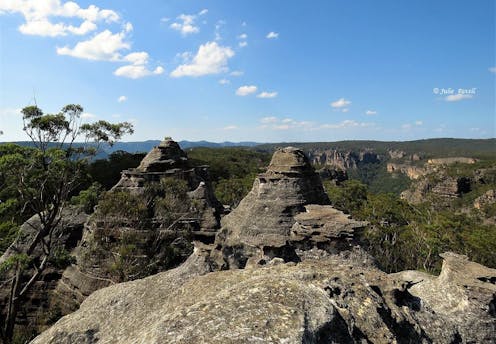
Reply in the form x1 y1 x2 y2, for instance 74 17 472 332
32 147 496 344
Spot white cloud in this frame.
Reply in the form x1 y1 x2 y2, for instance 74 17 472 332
266 31 279 39
415 120 423 126
237 33 247 40
222 125 238 130
57 29 129 61
124 22 133 33
19 19 97 36
214 20 225 41
238 41 247 48
365 110 377 115
319 120 371 130
230 70 243 77
160 17 170 23
0 0 119 37
219 78 230 85
445 94 473 102
118 96 127 103
170 41 235 77
341 108 349 113
489 67 496 73
402 123 412 129
170 9 208 35
260 116 278 124
113 51 164 79
257 91 278 99
259 117 313 131
114 65 164 79
236 85 258 96
330 98 351 108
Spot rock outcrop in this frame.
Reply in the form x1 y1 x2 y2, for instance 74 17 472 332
427 157 477 165
474 189 496 210
31 147 496 343
32 251 496 344
386 163 428 180
54 138 223 313
206 147 365 269
307 149 380 170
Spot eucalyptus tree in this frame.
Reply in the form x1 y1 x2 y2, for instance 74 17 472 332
0 104 133 343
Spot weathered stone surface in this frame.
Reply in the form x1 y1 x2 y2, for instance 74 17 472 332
290 205 367 251
307 149 380 171
32 252 496 344
386 163 428 180
206 147 363 269
474 189 496 210
427 157 477 165
401 172 472 205
393 252 496 343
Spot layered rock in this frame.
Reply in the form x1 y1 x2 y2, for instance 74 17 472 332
31 147 496 343
307 149 380 170
207 147 366 269
386 163 428 180
53 138 223 313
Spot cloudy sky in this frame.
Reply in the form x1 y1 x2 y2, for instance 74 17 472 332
0 0 494 142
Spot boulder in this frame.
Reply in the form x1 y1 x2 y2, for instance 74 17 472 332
32 252 496 344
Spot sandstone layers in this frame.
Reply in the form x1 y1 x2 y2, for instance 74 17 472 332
32 147 496 343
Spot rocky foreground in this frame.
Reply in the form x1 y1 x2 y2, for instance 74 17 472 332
32 147 496 343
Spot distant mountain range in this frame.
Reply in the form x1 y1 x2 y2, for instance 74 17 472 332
105 140 261 153
3 138 495 160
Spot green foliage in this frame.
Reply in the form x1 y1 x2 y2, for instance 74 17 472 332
187 147 270 206
0 253 31 275
80 120 134 147
188 147 270 181
325 178 496 273
324 179 368 215
88 151 145 189
0 221 19 254
48 247 76 269
70 182 103 214
214 174 257 206
97 191 149 228
145 177 191 225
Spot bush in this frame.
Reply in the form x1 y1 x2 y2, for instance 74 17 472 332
97 191 149 228
71 182 103 214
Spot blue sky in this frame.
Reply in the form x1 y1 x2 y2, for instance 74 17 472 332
0 0 494 142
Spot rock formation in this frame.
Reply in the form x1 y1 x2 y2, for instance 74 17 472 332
306 149 380 170
1 138 224 331
53 138 223 313
386 163 428 180
474 189 496 210
427 157 477 165
206 147 366 269
31 147 496 343
32 250 496 343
